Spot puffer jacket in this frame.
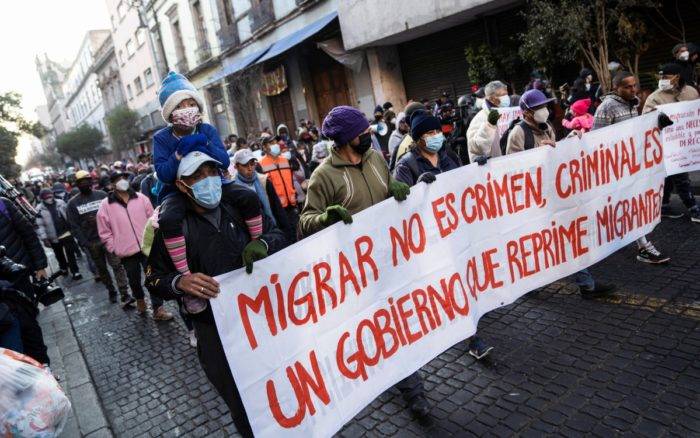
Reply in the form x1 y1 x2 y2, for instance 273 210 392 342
36 200 70 243
466 107 502 162
0 198 47 271
96 190 154 258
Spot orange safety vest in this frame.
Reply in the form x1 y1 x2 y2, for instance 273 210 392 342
259 155 296 208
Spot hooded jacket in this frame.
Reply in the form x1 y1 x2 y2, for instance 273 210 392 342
36 199 70 243
300 147 394 236
66 189 108 246
592 93 639 130
96 190 154 258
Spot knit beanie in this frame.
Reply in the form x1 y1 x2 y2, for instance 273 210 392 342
40 188 53 199
571 98 591 117
322 106 369 146
158 71 205 123
411 112 442 141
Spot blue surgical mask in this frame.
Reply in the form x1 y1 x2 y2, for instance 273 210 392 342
188 176 222 209
425 133 445 152
270 144 281 156
281 151 292 160
498 95 511 108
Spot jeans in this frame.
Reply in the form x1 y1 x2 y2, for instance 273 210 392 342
50 236 80 274
87 241 128 297
121 252 163 309
573 268 595 290
194 320 254 438
663 173 697 209
284 206 299 243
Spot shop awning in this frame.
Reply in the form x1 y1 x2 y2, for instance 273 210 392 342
200 46 271 87
255 11 338 64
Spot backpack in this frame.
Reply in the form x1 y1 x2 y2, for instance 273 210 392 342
499 119 535 155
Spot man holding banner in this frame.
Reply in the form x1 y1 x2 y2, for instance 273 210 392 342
299 105 431 419
145 151 288 438
593 71 670 264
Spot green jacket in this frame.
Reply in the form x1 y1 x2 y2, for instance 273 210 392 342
300 147 394 236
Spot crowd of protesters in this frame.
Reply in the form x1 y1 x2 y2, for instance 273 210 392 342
2 39 700 437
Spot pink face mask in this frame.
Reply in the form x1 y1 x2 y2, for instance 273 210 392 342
171 107 201 128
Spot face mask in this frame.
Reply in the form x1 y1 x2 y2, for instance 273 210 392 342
533 107 549 123
498 95 511 108
352 132 372 155
658 79 673 91
188 176 222 209
171 107 201 129
585 83 591 91
281 151 292 160
269 144 281 156
424 133 445 152
115 179 130 192
679 51 690 61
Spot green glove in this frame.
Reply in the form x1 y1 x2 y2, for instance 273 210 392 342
242 240 268 274
389 180 410 202
487 109 500 125
319 205 353 227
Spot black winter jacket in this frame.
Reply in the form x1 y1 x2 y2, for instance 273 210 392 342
145 199 288 324
0 198 47 271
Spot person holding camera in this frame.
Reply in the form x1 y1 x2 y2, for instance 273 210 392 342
0 196 51 365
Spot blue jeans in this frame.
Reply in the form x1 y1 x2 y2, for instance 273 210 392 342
573 268 595 290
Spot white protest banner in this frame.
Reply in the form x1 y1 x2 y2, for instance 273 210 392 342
496 106 524 137
211 107 669 437
658 99 700 175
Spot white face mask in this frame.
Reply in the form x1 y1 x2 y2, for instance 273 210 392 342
585 83 591 91
533 107 549 123
679 51 690 61
658 79 673 91
497 95 511 108
115 179 130 192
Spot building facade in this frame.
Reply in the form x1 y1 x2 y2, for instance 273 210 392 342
62 30 112 148
35 54 71 137
93 35 127 114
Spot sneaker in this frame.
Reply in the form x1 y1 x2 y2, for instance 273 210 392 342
72 272 83 281
136 299 147 314
121 295 136 309
690 206 700 223
407 395 430 419
661 204 684 219
580 282 617 299
153 306 174 321
636 243 670 264
188 330 197 348
468 337 494 360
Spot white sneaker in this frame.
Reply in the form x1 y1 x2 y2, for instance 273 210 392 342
188 330 197 348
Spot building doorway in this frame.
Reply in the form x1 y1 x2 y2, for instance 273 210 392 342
308 50 350 123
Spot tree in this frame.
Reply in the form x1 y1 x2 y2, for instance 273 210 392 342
0 91 47 178
106 106 140 154
56 124 104 162
520 0 659 93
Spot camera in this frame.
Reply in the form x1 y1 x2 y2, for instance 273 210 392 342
0 246 65 307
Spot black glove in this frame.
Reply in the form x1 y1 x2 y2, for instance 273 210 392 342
658 112 674 130
487 109 500 125
416 172 436 184
474 156 489 166
564 111 573 121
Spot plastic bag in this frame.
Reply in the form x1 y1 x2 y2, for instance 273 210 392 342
0 348 72 437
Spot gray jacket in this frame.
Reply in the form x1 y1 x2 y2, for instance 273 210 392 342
36 199 70 243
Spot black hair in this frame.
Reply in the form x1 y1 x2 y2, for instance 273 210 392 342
612 71 634 88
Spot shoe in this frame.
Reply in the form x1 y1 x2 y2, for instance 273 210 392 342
121 295 136 309
661 204 684 219
108 293 118 304
580 282 617 299
468 337 494 360
72 272 83 281
136 299 147 314
188 330 197 348
690 206 700 223
153 306 174 321
636 243 670 264
407 395 430 419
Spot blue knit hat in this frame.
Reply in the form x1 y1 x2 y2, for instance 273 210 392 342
158 71 205 123
411 112 441 141
322 106 369 146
